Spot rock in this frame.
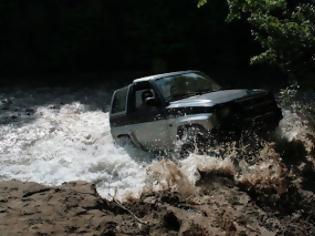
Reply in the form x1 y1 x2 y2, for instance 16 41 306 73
101 221 117 236
48 105 57 109
0 197 8 203
181 224 208 236
163 211 181 231
143 196 156 204
0 206 7 213
61 181 97 195
22 185 50 198
160 192 181 205
1 106 9 111
25 108 35 113
0 179 315 235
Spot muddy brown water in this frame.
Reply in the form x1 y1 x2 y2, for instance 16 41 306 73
0 85 314 235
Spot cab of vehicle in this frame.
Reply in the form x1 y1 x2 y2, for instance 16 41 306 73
109 71 282 152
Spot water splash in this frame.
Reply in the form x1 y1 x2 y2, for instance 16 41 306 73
0 87 150 200
0 85 314 201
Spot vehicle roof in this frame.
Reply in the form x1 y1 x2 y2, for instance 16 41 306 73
133 70 200 83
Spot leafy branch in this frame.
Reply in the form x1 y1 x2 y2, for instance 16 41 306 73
197 0 315 82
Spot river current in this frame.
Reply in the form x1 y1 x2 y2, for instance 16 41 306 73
0 85 313 201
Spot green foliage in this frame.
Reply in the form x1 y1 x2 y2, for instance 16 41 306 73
198 0 315 81
225 0 286 21
197 0 208 8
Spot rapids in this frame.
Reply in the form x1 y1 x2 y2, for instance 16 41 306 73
0 85 314 201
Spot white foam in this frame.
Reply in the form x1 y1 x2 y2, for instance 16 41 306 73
0 88 150 200
0 86 313 201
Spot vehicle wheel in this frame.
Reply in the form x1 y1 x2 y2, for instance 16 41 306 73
177 125 207 157
116 135 134 147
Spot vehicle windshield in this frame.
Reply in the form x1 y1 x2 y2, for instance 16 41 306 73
154 72 221 102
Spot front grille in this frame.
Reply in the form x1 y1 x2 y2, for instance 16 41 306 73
235 94 279 121
219 94 282 131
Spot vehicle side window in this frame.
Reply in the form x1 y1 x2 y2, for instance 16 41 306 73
135 89 155 110
111 87 128 114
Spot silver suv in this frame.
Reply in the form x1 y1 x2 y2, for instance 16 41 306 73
109 71 282 152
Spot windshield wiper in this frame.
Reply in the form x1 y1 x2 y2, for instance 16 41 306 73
170 93 192 101
170 90 210 101
193 89 213 95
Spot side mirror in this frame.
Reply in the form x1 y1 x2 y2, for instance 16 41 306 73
145 97 159 106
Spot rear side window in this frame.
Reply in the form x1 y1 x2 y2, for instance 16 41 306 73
111 87 128 114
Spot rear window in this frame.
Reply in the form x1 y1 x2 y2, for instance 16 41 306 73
111 87 128 114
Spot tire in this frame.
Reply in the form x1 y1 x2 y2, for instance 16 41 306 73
116 135 134 147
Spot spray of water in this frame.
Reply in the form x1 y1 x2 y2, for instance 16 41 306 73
0 85 314 201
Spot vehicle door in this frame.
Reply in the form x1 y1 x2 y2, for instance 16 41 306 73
127 82 169 150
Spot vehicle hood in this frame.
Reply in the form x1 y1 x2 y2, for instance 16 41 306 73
167 89 268 109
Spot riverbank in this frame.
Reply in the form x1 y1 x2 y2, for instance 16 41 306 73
1 86 315 235
1 171 314 235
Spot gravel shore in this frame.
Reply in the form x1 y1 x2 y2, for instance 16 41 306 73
1 171 315 236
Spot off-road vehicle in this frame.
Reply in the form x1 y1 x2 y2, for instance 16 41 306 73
109 71 282 153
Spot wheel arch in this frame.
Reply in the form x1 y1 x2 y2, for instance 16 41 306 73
176 123 208 139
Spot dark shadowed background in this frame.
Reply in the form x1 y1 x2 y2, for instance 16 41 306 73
0 0 286 88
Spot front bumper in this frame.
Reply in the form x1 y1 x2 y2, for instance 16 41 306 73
215 96 283 134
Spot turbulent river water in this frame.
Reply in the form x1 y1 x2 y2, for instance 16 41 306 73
0 85 314 201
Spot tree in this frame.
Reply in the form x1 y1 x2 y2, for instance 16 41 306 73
198 0 315 83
